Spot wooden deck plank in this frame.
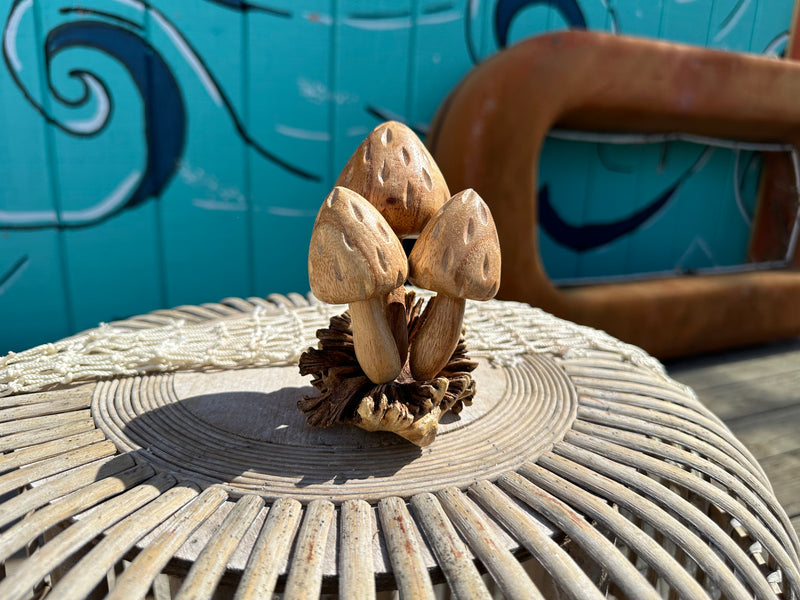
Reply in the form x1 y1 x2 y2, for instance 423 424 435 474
757 450 800 518
724 404 800 460
667 339 800 421
666 339 800 541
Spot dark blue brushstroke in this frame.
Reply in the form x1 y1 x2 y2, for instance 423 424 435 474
46 20 186 211
0 255 29 295
538 179 681 252
495 0 586 47
204 0 291 17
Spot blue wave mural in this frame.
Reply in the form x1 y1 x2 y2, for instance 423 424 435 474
1 0 318 231
0 0 794 354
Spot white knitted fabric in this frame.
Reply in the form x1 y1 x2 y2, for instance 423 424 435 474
0 294 665 397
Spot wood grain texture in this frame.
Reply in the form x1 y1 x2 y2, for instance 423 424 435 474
436 487 542 600
46 484 200 600
308 187 406 306
0 472 175 600
469 480 604 600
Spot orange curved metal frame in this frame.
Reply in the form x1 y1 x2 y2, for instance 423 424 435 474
429 31 800 358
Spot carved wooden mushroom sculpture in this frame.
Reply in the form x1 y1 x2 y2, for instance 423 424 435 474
336 120 450 239
408 189 501 380
308 187 407 384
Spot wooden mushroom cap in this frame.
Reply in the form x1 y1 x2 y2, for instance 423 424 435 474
335 121 450 238
408 189 501 300
309 187 407 304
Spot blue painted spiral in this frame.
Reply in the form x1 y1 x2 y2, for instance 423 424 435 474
495 0 586 47
46 20 186 211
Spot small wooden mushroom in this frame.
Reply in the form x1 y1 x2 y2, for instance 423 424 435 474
408 189 501 380
336 121 450 239
308 187 407 384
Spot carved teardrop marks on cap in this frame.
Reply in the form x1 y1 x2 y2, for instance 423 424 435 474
441 246 453 273
403 181 412 209
350 198 365 223
465 218 475 245
333 257 344 282
377 247 389 272
381 125 393 145
432 220 442 241
422 167 433 192
341 231 354 252
478 201 489 225
377 220 393 244
327 187 341 208
401 147 410 166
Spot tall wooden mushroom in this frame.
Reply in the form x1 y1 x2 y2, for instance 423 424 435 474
308 187 407 384
408 189 501 380
336 121 450 239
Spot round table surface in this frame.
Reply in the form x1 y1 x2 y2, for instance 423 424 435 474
0 294 798 600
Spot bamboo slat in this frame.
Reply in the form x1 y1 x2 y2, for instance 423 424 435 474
410 492 491 600
233 497 303 600
0 429 105 473
283 500 335 600
339 499 376 600
0 409 91 436
0 454 135 529
556 434 800 597
378 496 435 600
106 486 229 600
0 418 96 453
0 472 175 600
173 494 264 600
0 463 156 564
468 480 605 600
435 487 542 600
499 470 664 600
531 453 763 600
46 484 200 600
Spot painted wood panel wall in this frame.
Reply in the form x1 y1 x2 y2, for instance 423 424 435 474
0 0 795 353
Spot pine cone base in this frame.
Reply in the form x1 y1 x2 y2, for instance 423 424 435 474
298 291 477 447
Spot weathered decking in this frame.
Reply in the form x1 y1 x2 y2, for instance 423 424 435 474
667 338 800 540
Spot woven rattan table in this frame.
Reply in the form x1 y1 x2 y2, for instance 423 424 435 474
1 294 798 599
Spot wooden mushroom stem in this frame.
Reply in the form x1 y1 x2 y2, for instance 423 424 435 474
349 296 403 384
386 286 409 367
409 294 465 380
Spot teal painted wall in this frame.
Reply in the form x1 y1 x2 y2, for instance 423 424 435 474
0 0 794 353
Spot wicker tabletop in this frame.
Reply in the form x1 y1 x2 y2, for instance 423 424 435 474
1 294 798 599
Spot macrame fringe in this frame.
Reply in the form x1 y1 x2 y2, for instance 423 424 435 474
1 293 666 398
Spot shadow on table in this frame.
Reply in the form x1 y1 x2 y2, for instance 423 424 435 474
120 385 424 491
